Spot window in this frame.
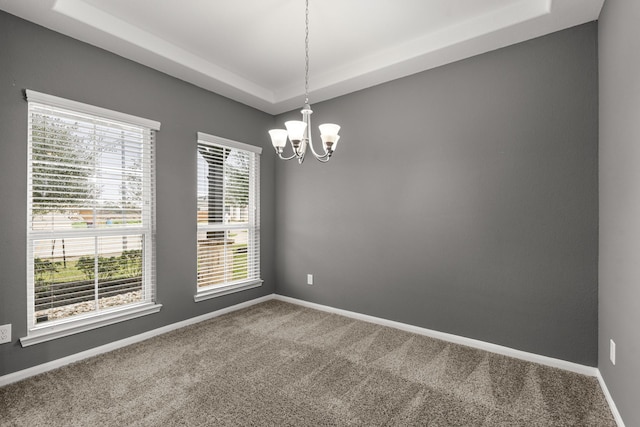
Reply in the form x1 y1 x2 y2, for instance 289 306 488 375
196 132 262 301
23 90 161 346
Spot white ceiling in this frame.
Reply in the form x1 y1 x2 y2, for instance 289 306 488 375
0 0 604 114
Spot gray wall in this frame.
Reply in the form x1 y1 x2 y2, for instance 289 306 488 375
0 10 601 378
599 0 640 425
275 23 599 365
0 11 276 376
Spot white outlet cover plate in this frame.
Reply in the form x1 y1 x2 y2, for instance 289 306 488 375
0 324 11 344
610 339 616 365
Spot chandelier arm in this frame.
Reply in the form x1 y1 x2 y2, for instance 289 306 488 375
277 151 298 161
306 135 330 160
276 140 306 161
314 154 331 163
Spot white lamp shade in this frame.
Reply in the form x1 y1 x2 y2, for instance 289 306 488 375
285 120 307 141
268 129 288 148
323 134 340 152
319 123 340 140
320 132 339 144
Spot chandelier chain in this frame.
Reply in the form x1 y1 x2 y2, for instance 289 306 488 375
304 0 310 105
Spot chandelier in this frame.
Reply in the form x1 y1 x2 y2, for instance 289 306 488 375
268 0 341 164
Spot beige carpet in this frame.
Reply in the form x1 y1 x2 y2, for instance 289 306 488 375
0 300 615 426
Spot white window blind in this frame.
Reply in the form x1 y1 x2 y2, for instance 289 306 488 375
24 90 161 345
196 132 262 300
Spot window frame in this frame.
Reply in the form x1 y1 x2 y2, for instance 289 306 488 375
21 90 162 347
195 132 262 301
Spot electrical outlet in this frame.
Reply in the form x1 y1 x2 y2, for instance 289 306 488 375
307 274 313 285
610 339 616 365
0 324 11 344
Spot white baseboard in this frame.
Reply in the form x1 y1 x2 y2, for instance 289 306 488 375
596 370 626 427
0 294 273 387
274 295 599 377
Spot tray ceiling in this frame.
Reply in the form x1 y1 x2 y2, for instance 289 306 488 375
0 0 604 114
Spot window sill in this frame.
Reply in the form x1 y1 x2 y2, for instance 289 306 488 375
20 303 162 347
194 279 263 302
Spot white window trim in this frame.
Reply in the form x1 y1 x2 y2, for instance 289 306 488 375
20 303 162 347
196 132 261 154
195 132 262 301
26 90 161 131
23 90 161 346
193 279 263 302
